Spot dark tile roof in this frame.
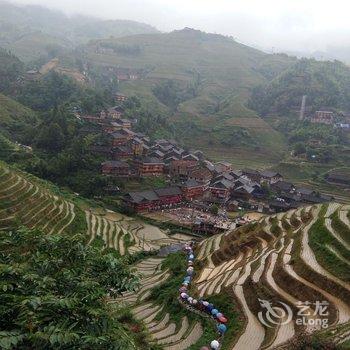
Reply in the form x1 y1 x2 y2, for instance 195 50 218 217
126 190 160 203
154 186 182 197
214 173 234 182
230 170 242 178
272 181 295 192
164 156 180 163
235 185 255 194
159 144 174 152
102 160 129 167
260 170 281 178
301 195 327 204
113 145 132 153
210 179 234 189
296 187 315 195
149 150 165 158
111 131 125 138
216 161 232 167
120 128 135 135
136 157 164 164
182 179 202 188
183 153 199 161
242 168 260 176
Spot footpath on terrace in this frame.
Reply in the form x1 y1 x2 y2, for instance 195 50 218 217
179 242 228 350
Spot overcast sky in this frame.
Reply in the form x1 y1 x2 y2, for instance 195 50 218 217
11 0 350 53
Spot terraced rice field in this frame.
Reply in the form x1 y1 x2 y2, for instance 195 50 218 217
2 161 349 348
116 202 349 349
0 163 187 256
194 202 350 349
113 257 204 349
0 164 78 235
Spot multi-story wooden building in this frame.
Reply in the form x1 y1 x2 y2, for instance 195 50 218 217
181 179 205 201
115 93 128 102
310 111 334 125
135 157 164 177
169 159 198 179
123 186 183 212
101 161 131 177
110 129 135 146
208 179 234 199
131 138 145 156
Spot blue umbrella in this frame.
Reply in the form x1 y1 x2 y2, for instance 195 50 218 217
217 323 227 334
211 309 219 316
206 304 214 312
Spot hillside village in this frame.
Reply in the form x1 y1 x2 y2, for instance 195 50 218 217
1 3 350 349
76 94 337 234
308 110 350 130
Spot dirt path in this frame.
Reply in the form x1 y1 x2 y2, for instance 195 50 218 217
300 206 350 293
325 218 350 250
339 208 350 231
152 323 177 340
326 245 350 266
149 313 170 333
163 323 203 350
267 315 295 349
325 203 341 218
158 317 189 344
284 243 350 325
232 285 265 350
57 202 76 234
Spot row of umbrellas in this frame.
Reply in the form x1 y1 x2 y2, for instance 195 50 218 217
179 242 228 350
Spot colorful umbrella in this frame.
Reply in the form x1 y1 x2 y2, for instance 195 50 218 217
218 316 228 324
211 309 219 316
210 340 220 350
217 323 227 334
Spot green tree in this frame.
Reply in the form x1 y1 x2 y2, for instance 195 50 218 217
293 142 306 156
0 227 139 349
210 204 219 215
35 123 65 151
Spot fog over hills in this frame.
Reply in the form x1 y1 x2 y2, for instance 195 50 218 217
9 0 350 59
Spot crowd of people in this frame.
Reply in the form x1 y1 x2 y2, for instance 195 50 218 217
163 207 234 229
179 242 228 350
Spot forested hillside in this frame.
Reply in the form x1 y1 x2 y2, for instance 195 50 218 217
250 59 350 116
84 28 296 166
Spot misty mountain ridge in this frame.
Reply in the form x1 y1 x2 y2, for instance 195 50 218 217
0 0 159 61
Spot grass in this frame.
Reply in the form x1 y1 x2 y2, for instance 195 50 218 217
0 93 38 141
330 211 350 246
84 29 294 168
147 251 243 349
271 161 350 202
205 291 243 350
308 215 350 282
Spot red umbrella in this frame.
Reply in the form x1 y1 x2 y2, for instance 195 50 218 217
218 316 228 323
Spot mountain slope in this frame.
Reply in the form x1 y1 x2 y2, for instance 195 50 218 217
250 59 350 117
106 203 350 349
0 161 188 255
0 0 159 61
194 203 350 348
85 28 295 166
0 93 38 140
